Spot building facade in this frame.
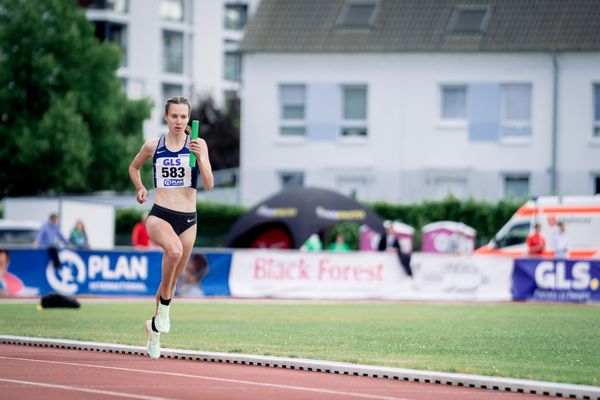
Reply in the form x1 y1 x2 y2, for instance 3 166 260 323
80 0 260 139
239 0 600 206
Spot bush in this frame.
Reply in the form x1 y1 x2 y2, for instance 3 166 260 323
114 197 520 250
114 202 246 247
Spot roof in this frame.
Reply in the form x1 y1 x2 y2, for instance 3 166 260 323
240 0 600 53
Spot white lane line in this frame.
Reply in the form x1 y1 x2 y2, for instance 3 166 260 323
0 356 412 400
0 378 174 400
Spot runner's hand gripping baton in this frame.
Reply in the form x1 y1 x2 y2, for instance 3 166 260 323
189 120 199 167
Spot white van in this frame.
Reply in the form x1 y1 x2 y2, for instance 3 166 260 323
0 219 41 246
474 196 600 259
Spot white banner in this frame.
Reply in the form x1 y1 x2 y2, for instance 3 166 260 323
408 253 513 301
229 250 513 301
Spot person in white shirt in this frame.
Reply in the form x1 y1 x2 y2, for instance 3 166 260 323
551 221 569 259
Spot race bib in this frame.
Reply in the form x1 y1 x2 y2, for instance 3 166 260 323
155 155 192 188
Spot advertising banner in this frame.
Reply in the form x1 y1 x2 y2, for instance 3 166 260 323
229 249 406 299
228 250 513 301
512 259 600 303
3 248 232 297
409 253 513 301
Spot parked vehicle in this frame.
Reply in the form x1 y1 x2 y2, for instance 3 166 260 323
474 196 600 258
0 219 41 246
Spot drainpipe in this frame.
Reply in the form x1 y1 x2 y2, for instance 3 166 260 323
550 50 559 195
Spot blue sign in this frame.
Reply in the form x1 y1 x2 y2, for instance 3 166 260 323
5 248 232 297
512 259 600 303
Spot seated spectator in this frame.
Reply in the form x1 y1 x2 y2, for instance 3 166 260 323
300 233 322 252
69 220 90 249
132 212 152 248
526 223 546 256
328 233 350 252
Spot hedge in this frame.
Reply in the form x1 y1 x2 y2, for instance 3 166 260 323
114 197 521 249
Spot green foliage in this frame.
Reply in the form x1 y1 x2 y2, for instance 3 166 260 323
114 202 247 247
112 197 519 249
0 0 151 196
368 195 521 249
190 96 239 170
195 202 246 247
325 222 360 250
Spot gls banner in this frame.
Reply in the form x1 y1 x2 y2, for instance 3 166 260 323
512 259 600 303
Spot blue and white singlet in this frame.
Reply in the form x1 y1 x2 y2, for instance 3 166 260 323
152 135 199 189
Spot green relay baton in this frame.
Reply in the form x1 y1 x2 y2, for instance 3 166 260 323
189 119 199 167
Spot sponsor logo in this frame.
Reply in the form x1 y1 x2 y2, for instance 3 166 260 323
256 205 297 218
315 206 366 221
187 218 195 223
46 250 149 295
163 158 181 166
534 261 597 290
164 179 184 186
156 150 166 154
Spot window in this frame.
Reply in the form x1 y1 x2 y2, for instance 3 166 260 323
280 171 304 189
79 0 128 12
224 52 241 82
447 5 491 34
441 85 466 119
504 175 529 199
163 31 184 74
432 175 467 200
160 0 184 22
224 4 248 30
496 222 529 248
341 85 368 137
594 175 600 195
93 21 128 67
279 84 306 136
161 83 183 124
338 1 379 27
500 84 532 138
594 84 600 137
337 176 369 200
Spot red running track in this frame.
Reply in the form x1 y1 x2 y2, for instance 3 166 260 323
0 344 553 400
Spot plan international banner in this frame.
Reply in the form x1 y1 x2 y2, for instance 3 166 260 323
3 248 232 297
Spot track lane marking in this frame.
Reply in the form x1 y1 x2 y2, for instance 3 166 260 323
0 355 413 400
0 378 174 400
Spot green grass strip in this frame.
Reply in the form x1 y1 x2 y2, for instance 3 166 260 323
1 302 598 386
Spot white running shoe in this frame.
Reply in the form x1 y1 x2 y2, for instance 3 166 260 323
145 320 161 360
155 303 171 334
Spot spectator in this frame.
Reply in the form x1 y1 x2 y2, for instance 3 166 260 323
0 249 9 296
69 220 90 249
378 221 413 278
328 233 350 252
526 223 546 256
551 221 569 259
33 213 68 269
300 233 322 252
131 212 152 248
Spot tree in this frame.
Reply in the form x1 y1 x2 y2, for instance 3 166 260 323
189 96 240 173
0 0 151 197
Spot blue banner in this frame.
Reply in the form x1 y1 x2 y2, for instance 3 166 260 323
512 259 600 303
4 248 231 297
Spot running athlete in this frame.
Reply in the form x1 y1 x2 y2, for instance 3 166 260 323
128 97 214 359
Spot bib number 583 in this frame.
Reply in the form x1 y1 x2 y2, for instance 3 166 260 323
161 166 185 178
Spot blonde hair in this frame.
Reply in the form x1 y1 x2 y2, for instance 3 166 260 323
165 96 192 135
